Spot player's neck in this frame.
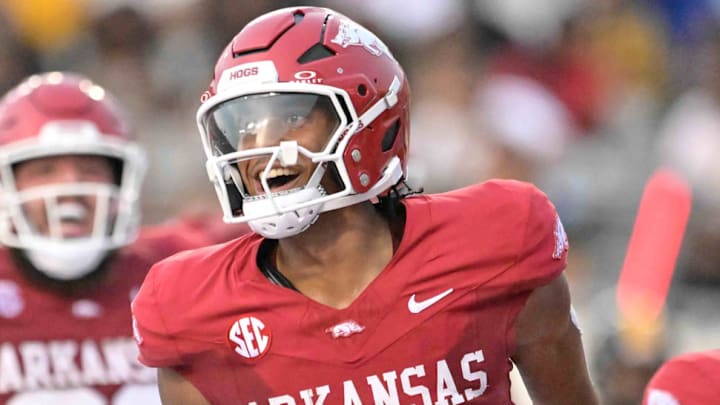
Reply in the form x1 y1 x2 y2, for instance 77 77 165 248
274 203 395 309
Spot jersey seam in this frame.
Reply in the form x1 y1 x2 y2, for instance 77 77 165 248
420 194 438 263
150 269 184 365
503 187 535 356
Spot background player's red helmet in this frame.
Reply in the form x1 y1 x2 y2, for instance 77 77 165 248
196 6 410 238
0 72 147 279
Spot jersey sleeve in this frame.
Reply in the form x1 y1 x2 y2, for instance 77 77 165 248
523 186 568 285
500 184 568 292
643 352 720 404
131 263 182 368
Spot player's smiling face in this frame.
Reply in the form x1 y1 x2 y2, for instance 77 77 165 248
207 93 340 196
13 155 115 238
239 105 336 196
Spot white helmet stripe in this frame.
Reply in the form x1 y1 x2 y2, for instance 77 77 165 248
356 76 402 131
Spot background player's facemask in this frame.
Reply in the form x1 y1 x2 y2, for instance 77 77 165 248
0 122 147 280
199 83 404 239
8 182 120 279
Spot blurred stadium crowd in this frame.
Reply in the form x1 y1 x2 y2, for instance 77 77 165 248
1 0 719 403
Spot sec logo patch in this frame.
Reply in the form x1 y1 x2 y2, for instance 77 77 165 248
227 315 272 360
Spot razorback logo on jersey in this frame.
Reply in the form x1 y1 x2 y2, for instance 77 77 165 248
132 315 143 346
227 315 272 360
331 19 391 58
325 320 365 338
553 215 569 259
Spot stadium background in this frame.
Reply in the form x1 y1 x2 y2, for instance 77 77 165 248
2 0 719 403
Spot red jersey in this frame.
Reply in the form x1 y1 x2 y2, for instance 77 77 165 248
132 180 569 404
0 222 213 405
643 350 720 404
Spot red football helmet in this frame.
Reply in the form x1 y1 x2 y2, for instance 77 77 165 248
196 6 410 238
0 72 147 279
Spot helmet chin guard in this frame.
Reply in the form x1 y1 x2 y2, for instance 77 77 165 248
244 186 326 238
24 239 108 280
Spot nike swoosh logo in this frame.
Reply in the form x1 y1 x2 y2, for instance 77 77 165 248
408 288 454 314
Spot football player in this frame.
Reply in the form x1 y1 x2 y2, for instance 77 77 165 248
132 6 598 404
0 72 232 404
643 350 720 404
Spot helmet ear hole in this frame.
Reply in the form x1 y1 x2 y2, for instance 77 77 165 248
357 84 367 96
381 120 400 152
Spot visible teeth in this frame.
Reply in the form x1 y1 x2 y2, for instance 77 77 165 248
56 202 88 221
245 186 304 201
265 168 297 179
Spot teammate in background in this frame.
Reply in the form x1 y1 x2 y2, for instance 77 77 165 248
0 72 236 404
132 6 598 404
643 350 720 404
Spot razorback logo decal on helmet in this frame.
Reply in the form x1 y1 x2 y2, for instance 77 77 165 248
227 315 272 360
331 19 391 58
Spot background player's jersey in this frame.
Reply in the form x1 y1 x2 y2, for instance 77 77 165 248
643 350 720 404
133 180 569 405
0 222 215 405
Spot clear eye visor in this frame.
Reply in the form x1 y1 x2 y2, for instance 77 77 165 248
204 93 341 157
197 78 405 227
198 88 362 225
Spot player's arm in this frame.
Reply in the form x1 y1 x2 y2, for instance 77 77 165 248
157 367 211 405
510 273 598 405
